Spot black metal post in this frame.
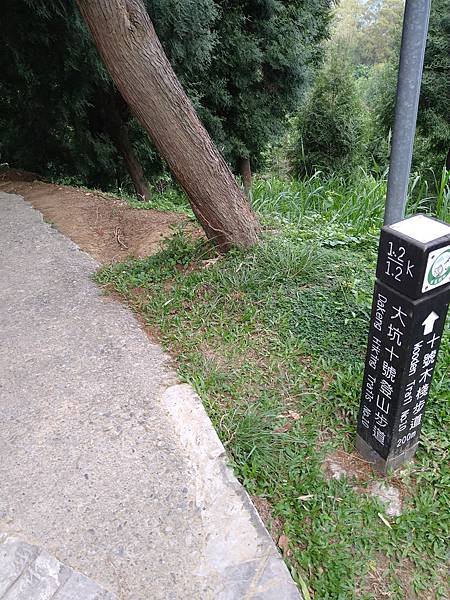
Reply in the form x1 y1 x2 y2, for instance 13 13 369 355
384 0 431 226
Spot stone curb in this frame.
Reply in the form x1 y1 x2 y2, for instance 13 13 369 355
162 384 301 599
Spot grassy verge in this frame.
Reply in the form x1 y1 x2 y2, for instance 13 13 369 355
96 173 449 599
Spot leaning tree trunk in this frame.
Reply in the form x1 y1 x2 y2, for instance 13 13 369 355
239 157 252 197
76 0 260 250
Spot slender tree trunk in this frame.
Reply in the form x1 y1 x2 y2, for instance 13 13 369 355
446 148 450 171
110 120 151 201
239 157 252 196
76 0 260 251
89 89 150 201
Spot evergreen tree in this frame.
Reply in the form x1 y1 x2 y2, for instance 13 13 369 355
417 0 450 172
0 0 217 197
199 0 331 189
0 0 332 195
77 0 260 250
368 0 450 175
0 1 101 181
293 55 369 176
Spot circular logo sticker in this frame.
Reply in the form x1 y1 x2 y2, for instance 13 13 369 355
427 248 450 287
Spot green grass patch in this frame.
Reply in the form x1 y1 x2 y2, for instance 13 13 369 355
96 171 449 598
121 187 193 215
251 169 449 235
97 227 449 599
56 168 449 231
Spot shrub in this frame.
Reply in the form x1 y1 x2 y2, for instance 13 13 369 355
293 55 370 177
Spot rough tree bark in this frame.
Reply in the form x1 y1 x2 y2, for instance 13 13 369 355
239 157 252 197
76 0 260 250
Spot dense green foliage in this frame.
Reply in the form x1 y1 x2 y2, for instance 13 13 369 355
280 0 449 185
0 1 101 180
368 0 450 176
200 0 330 173
3 0 446 193
97 172 449 598
0 0 217 192
412 0 450 173
0 0 331 192
293 56 369 176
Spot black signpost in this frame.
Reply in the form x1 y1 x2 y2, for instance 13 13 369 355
356 215 450 474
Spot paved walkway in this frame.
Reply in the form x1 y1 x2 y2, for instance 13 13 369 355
0 192 300 600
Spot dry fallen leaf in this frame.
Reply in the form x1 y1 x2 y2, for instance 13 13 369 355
287 410 301 420
277 534 291 557
202 257 220 268
276 411 300 420
273 422 293 434
377 512 392 529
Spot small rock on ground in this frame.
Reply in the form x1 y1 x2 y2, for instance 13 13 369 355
367 482 403 517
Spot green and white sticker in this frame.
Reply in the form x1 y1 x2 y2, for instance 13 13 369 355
422 244 450 293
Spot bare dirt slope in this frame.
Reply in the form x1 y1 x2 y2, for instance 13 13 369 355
0 170 189 263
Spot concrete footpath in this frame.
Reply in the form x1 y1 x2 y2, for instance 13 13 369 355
0 192 300 600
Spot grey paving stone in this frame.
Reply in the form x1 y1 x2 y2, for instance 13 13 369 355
0 534 37 595
53 571 117 600
0 192 301 599
0 535 115 600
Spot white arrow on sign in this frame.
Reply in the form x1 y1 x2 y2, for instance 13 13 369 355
422 311 439 336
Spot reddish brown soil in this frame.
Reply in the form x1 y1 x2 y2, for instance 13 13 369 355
0 170 192 263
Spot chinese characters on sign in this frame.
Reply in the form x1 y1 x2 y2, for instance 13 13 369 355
356 215 450 473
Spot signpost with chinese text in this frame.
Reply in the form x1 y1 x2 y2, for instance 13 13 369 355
356 215 450 474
